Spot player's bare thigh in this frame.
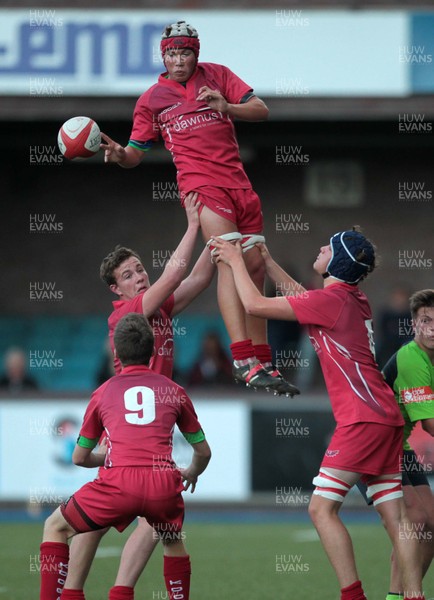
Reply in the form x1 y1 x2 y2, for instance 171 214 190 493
199 204 263 271
199 204 241 240
319 467 361 487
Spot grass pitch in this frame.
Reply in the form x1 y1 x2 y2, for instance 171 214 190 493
0 512 428 600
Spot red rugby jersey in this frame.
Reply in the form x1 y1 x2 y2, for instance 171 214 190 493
287 283 404 428
108 292 174 377
79 365 202 468
130 63 254 194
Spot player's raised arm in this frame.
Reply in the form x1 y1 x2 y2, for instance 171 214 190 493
171 247 216 316
257 242 306 297
211 237 297 321
140 193 200 317
100 132 144 168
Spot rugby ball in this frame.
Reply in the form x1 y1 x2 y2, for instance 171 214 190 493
57 116 101 160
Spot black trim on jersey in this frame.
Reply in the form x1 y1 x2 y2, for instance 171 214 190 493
381 351 398 390
240 92 255 104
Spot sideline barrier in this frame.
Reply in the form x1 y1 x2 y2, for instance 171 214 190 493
2 396 432 505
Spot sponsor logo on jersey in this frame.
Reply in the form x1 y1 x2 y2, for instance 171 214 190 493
156 338 173 357
325 449 340 457
400 386 434 403
172 110 223 132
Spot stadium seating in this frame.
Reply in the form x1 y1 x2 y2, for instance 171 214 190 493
0 314 228 392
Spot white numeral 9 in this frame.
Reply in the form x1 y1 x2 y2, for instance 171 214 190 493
124 386 156 425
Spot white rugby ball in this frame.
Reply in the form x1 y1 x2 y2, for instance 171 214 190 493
58 116 101 160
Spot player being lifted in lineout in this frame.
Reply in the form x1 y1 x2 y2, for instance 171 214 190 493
100 20 299 397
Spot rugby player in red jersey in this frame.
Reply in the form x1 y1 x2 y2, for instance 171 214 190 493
212 229 425 600
39 313 211 600
61 193 214 600
100 20 298 398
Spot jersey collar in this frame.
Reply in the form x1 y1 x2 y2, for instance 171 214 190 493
120 364 152 375
158 65 200 89
112 290 146 310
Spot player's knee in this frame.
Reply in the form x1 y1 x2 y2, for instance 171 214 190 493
407 503 430 532
308 495 340 526
404 489 434 530
161 536 175 546
158 529 186 546
43 513 56 537
43 508 67 537
307 498 322 524
160 536 184 549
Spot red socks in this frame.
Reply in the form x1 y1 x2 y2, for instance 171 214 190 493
253 344 272 365
341 580 367 600
164 555 191 600
230 340 273 366
61 590 85 599
108 587 134 600
230 339 256 362
39 542 69 600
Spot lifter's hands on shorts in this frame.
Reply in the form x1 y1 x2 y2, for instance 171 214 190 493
210 236 243 266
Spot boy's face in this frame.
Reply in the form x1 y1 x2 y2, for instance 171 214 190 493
164 48 196 83
313 244 332 276
110 256 150 300
413 306 434 353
